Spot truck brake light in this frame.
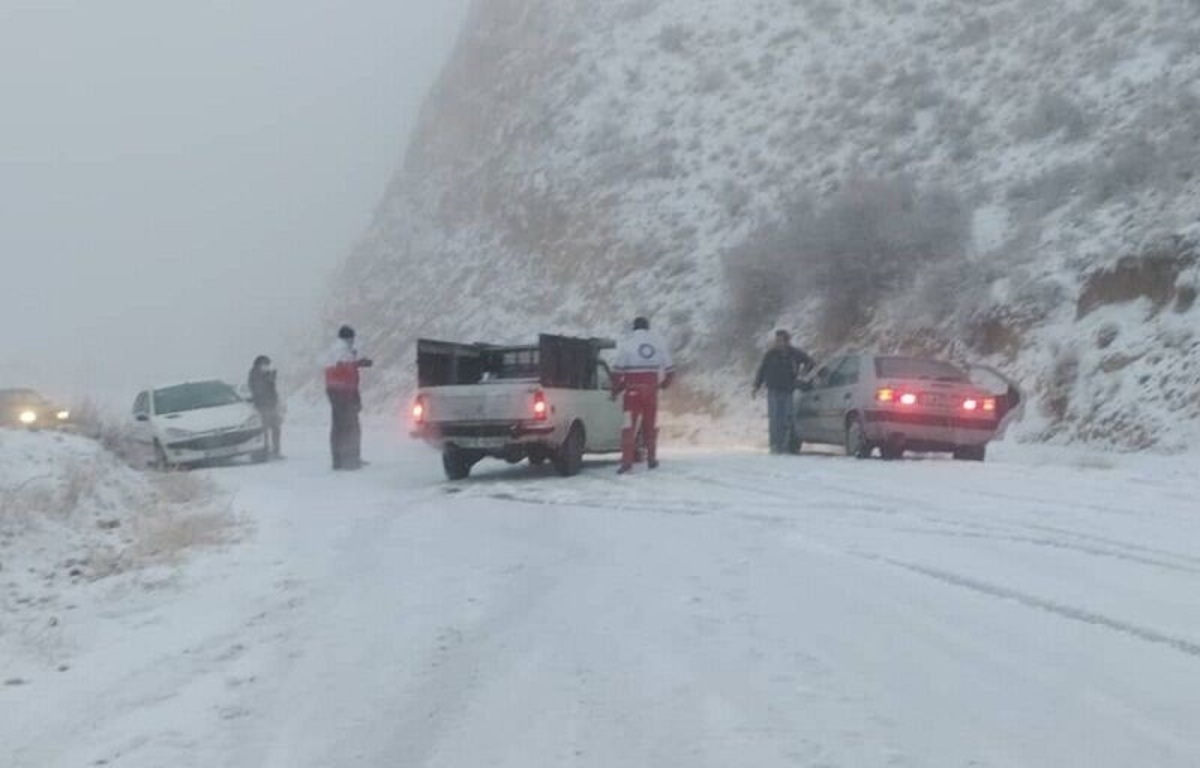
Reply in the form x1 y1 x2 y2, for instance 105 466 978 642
963 398 979 411
412 396 426 424
899 392 918 406
533 390 548 421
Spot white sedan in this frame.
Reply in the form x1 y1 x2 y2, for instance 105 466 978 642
131 380 266 469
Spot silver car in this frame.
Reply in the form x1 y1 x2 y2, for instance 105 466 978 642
793 354 1016 461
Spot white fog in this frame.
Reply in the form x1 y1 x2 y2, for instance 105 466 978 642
0 0 469 404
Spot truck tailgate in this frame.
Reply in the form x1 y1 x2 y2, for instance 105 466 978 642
422 382 539 423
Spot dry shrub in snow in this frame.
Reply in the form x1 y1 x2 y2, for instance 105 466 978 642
69 398 143 466
724 176 970 345
126 503 236 568
0 433 236 584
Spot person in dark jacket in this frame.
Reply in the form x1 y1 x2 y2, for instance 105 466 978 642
324 325 373 470
753 330 815 454
248 355 283 459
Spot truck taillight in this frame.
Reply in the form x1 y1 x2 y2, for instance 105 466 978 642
412 396 426 424
899 392 918 406
532 390 548 421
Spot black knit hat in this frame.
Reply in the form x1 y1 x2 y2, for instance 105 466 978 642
338 325 355 340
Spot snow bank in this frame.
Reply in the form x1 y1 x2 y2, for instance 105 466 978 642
0 429 237 662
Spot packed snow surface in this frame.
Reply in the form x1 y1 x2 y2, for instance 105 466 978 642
3 425 1199 766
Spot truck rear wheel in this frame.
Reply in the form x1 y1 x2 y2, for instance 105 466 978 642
443 448 479 481
553 424 585 477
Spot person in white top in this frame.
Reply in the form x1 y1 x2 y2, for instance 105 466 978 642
323 325 373 470
611 316 674 474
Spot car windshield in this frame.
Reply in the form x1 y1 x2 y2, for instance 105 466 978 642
875 357 968 382
153 381 242 414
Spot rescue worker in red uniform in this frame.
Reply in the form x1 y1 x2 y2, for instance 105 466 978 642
324 325 373 470
611 316 674 474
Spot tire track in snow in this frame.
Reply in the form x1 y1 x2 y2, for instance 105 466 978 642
676 463 1200 576
875 557 1200 661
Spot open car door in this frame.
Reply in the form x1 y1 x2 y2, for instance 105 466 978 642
539 334 610 389
967 364 1024 436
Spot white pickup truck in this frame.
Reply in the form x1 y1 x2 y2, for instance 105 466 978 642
409 335 625 480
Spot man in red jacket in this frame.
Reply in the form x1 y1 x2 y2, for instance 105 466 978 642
325 325 373 470
611 316 674 474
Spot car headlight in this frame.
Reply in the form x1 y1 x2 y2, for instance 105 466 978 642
19 410 37 425
56 410 70 421
165 427 192 439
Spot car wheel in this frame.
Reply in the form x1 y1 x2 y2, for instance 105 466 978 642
442 448 478 481
153 440 173 471
553 423 585 477
845 416 872 459
953 444 987 462
880 437 905 461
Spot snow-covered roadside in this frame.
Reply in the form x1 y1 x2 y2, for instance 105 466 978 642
0 429 259 766
4 424 1199 767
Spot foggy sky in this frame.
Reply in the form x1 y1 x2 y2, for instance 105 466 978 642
0 0 469 405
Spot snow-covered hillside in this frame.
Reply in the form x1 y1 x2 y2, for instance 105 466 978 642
327 0 1200 449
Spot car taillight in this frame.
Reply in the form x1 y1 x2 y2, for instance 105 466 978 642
962 398 979 411
878 388 919 406
532 390 548 421
411 396 426 424
982 397 997 413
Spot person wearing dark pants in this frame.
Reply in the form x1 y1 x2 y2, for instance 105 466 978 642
327 388 362 469
324 325 373 470
753 330 815 454
248 355 283 459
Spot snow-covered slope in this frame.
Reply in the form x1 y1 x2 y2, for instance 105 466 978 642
327 0 1200 449
0 430 235 667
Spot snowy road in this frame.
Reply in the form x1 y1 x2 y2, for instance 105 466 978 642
5 427 1200 767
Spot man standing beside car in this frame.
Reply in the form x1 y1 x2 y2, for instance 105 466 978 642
248 355 283 460
325 325 373 470
753 330 815 454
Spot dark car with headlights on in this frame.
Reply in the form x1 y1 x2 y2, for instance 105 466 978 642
0 388 73 429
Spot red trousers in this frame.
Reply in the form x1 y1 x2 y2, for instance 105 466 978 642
618 372 659 468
